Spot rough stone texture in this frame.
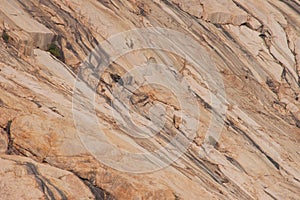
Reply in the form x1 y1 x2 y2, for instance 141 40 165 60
200 0 249 25
0 129 8 153
0 155 95 200
0 0 55 55
0 0 299 199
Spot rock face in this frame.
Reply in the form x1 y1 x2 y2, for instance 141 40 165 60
0 0 55 55
0 0 300 199
0 155 95 200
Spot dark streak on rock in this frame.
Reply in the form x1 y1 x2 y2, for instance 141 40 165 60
74 173 115 200
291 114 300 129
185 153 227 184
191 90 212 110
16 0 98 58
97 0 120 11
25 162 68 200
279 0 300 15
4 120 14 154
266 78 279 94
110 73 124 86
49 106 64 117
26 162 56 200
226 120 280 170
31 99 42 108
294 177 300 183
225 156 245 172
264 190 278 200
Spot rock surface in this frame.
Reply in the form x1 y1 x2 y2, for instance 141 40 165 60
0 0 300 199
0 0 54 55
0 155 95 200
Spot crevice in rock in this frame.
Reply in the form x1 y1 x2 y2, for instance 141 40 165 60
291 114 300 128
278 0 300 15
16 0 99 61
48 106 64 117
294 177 300 183
184 152 255 199
97 0 120 11
73 173 115 200
13 155 114 200
219 25 260 63
275 21 298 79
4 120 14 155
218 25 236 42
48 37 65 62
197 23 260 83
25 162 69 200
271 100 299 127
173 193 180 200
191 90 213 111
231 0 262 31
281 67 299 101
225 155 246 173
43 176 68 200
264 190 278 200
266 78 279 94
31 99 42 108
186 152 228 185
25 162 56 200
225 120 280 170
258 22 298 90
159 0 198 22
268 2 300 58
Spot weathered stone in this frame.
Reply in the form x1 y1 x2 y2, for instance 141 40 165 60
200 0 249 25
234 0 297 81
0 129 8 154
0 155 94 200
0 0 54 55
247 17 261 30
0 0 299 199
172 0 203 18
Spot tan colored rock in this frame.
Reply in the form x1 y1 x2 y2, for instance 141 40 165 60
0 0 54 55
234 0 297 81
225 25 284 82
247 17 261 30
171 0 203 18
297 38 300 74
0 129 8 153
0 155 94 200
0 0 299 199
200 0 249 25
